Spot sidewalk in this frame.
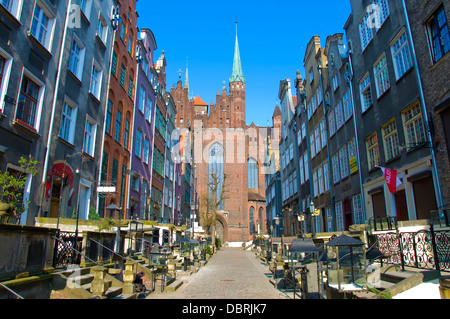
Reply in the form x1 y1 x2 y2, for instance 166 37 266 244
146 247 290 299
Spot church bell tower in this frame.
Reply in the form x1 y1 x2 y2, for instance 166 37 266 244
229 21 246 128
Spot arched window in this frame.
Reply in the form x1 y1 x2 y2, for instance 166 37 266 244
249 206 255 235
208 143 224 210
258 207 264 233
248 158 258 189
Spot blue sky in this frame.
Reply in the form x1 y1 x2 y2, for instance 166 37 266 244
136 0 351 127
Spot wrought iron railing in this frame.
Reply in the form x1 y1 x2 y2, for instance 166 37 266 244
371 224 450 272
53 231 82 268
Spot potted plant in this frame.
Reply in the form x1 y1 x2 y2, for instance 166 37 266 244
0 156 38 224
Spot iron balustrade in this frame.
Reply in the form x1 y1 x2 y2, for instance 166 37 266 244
371 224 450 272
53 236 101 267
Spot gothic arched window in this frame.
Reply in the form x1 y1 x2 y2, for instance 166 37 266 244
208 143 224 210
249 206 255 235
248 158 258 189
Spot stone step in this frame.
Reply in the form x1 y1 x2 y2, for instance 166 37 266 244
68 274 95 286
104 286 123 299
165 279 183 292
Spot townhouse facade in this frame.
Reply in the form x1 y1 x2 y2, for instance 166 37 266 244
294 71 312 235
324 33 363 232
345 0 441 224
303 36 330 235
128 27 157 220
404 0 450 216
99 0 138 219
279 78 299 236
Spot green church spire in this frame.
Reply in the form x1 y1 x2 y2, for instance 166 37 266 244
229 21 245 84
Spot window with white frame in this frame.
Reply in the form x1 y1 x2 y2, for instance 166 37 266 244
310 133 316 158
68 36 86 81
332 153 340 184
318 165 324 194
347 138 358 173
315 126 321 153
323 161 330 192
352 194 364 225
391 31 413 80
328 108 336 137
313 170 318 198
335 202 344 231
146 95 152 122
309 68 314 83
96 14 108 44
374 0 390 29
303 153 309 181
59 100 78 144
335 100 344 130
15 72 44 131
83 116 96 156
1 0 23 20
425 5 450 64
79 0 92 20
312 94 317 113
359 11 374 51
332 74 339 91
317 87 323 106
342 89 353 121
299 158 304 185
320 119 327 149
366 132 380 170
138 85 145 113
292 170 297 195
359 73 373 113
307 102 312 120
339 146 349 179
89 61 103 100
382 119 400 161
30 1 55 50
135 129 142 158
402 103 427 148
374 54 390 98
302 122 306 139
326 206 334 232
289 143 294 161
0 51 13 113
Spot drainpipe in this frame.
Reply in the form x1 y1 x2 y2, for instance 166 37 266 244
401 0 444 211
318 62 334 231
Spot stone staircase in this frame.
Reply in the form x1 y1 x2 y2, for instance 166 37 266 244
52 265 138 299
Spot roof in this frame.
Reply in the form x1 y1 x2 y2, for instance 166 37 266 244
289 238 319 253
248 191 265 202
325 234 365 247
194 96 208 106
230 33 245 83
273 105 282 118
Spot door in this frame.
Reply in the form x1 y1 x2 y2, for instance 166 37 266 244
372 191 387 219
395 189 408 221
78 185 90 220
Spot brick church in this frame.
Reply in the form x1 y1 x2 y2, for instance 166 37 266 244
171 28 278 244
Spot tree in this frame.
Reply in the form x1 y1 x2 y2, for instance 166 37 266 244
200 173 228 251
0 156 38 224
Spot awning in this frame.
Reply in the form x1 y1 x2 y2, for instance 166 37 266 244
288 238 319 253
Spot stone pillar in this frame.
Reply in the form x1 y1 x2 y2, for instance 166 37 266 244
91 266 108 296
122 261 136 294
439 276 450 299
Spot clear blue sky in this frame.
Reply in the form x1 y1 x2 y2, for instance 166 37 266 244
136 0 351 127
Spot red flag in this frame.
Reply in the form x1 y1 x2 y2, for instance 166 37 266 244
379 167 402 194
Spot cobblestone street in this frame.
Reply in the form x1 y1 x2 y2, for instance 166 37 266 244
147 248 290 299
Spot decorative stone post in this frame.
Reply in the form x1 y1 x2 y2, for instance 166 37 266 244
122 261 136 294
91 266 108 296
